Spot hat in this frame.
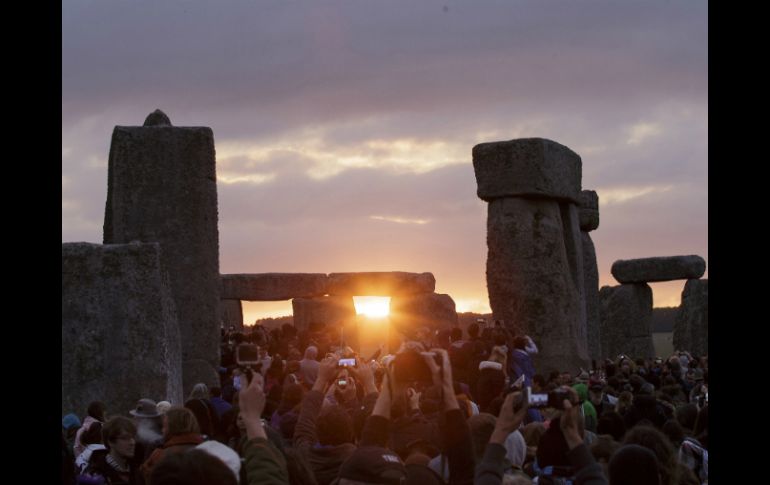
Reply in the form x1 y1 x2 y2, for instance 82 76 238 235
62 413 81 430
196 440 241 483
129 398 161 418
156 401 172 414
338 446 407 484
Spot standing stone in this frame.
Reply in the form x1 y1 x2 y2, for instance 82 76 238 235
62 242 182 417
474 138 589 373
599 284 654 359
611 256 706 284
673 279 708 355
582 233 601 360
390 293 458 338
292 295 357 336
579 190 601 360
220 300 243 332
103 111 220 392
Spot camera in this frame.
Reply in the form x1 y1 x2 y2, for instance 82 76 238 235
337 377 348 388
520 387 574 410
392 349 441 383
236 343 260 367
338 358 356 368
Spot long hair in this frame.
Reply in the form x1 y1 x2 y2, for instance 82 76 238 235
164 407 200 438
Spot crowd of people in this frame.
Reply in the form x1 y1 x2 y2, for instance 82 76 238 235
62 320 709 484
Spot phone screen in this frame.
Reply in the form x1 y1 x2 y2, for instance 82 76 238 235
338 358 356 367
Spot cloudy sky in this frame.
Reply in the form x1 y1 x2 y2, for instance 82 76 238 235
62 1 708 323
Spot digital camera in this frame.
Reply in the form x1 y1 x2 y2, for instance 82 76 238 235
392 349 441 383
236 343 260 367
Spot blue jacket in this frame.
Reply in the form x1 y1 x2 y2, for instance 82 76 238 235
509 348 536 387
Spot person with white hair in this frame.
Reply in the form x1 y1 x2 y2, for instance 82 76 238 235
299 345 320 386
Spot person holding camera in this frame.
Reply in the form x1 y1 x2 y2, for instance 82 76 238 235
356 346 474 485
532 387 608 485
236 370 291 484
291 355 360 485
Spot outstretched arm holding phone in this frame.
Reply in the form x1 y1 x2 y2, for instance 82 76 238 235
475 391 529 485
423 348 474 485
238 371 290 484
560 388 608 485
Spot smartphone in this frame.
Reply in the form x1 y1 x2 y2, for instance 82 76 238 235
338 358 356 367
337 378 348 387
236 344 260 367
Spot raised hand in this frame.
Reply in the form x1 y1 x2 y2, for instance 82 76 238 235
239 371 267 440
490 391 528 444
558 386 583 450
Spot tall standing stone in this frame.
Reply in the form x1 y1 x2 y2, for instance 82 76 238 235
579 190 601 360
673 279 708 355
390 293 458 338
103 110 220 392
473 138 589 373
62 242 182 417
599 284 654 359
220 300 244 331
292 296 357 335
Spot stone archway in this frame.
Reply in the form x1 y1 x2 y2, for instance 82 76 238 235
600 255 707 358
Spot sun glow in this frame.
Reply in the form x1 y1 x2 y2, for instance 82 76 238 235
353 296 391 318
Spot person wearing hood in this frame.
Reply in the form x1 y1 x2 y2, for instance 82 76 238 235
573 383 598 433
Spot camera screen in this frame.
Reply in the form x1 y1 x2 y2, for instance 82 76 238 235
237 344 260 364
338 358 356 367
528 392 549 407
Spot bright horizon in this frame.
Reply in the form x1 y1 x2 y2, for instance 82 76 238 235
63 2 707 326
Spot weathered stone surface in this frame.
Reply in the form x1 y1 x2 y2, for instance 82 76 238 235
390 293 458 337
473 138 582 203
486 197 589 373
673 279 708 356
103 115 220 392
582 232 602 360
599 283 654 359
62 242 182 417
291 296 357 338
143 109 171 126
611 256 706 284
222 273 328 301
220 300 243 331
327 272 435 296
578 190 599 231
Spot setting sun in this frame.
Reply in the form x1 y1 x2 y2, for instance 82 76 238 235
353 296 391 318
